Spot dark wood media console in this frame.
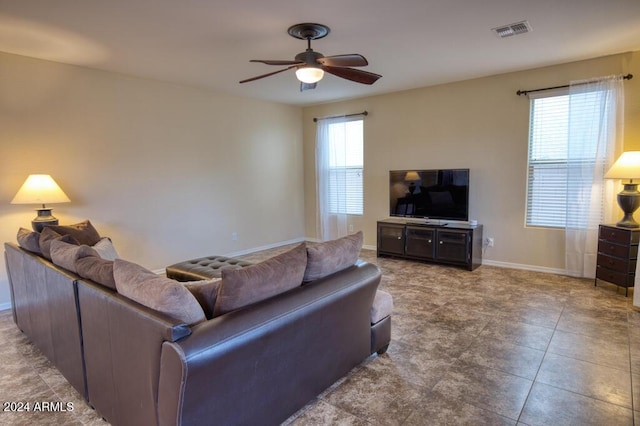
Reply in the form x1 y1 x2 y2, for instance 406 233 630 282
377 219 483 270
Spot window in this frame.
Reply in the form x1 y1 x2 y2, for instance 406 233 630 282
526 89 610 228
326 119 363 215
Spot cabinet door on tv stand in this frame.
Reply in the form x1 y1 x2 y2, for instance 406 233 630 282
405 226 435 259
377 223 405 255
436 230 470 264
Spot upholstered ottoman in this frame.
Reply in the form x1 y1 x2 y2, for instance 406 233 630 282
166 255 253 281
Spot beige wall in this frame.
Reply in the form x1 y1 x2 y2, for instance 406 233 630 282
1 50 638 307
303 51 640 272
0 52 304 308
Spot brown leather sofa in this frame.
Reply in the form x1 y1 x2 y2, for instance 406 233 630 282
4 242 389 426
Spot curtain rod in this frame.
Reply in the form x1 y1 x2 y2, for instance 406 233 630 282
516 74 633 96
313 111 368 122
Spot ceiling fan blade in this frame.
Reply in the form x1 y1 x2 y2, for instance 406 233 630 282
318 54 368 67
239 66 297 84
322 66 382 85
250 59 304 66
300 82 317 92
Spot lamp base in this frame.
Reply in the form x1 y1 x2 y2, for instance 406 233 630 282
615 183 640 228
32 208 59 232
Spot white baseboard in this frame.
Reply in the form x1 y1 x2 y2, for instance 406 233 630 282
481 259 566 275
148 241 569 278
305 238 375 251
152 238 308 275
224 237 307 258
0 302 13 312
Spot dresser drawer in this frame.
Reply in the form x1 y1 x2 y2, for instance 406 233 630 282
598 241 638 259
597 253 636 273
599 226 640 245
596 266 634 288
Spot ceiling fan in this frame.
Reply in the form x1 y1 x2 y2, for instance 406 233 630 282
239 23 382 92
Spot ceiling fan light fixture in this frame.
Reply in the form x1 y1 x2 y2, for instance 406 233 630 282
240 23 381 89
296 66 324 84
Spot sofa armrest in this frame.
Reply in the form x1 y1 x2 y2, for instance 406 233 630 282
157 261 382 426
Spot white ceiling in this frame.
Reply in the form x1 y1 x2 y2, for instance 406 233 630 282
1 0 640 106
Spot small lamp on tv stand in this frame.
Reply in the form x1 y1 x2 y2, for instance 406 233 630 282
605 151 640 228
11 174 71 232
404 171 420 194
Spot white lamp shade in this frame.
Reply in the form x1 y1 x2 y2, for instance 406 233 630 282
404 171 421 181
295 67 324 84
605 151 640 180
11 174 71 205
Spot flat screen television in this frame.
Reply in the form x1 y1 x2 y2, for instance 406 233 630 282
389 169 469 221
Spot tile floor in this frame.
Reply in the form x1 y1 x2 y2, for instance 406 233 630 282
1 246 640 425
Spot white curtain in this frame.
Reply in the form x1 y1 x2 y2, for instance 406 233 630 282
565 75 624 277
315 116 359 241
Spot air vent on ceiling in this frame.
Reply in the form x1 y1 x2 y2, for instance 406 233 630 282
492 20 532 38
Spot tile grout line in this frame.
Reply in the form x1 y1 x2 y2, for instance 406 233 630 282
515 304 566 424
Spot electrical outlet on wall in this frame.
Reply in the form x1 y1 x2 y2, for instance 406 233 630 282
232 232 238 241
485 237 494 247
349 224 354 232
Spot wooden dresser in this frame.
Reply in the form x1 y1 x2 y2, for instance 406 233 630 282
595 224 640 296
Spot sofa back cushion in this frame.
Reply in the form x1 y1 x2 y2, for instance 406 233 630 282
50 240 99 273
45 220 102 246
303 231 363 282
213 243 307 317
39 228 78 260
113 259 206 325
92 237 120 261
184 278 222 319
17 227 42 254
75 253 117 290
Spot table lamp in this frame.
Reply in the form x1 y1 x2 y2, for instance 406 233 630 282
11 174 71 232
404 171 421 194
605 151 640 228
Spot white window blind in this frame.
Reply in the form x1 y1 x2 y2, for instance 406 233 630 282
327 119 363 215
526 89 609 228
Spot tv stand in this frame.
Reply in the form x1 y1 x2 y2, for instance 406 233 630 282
377 218 482 270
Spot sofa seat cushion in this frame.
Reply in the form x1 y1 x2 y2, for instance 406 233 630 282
166 256 253 281
213 243 307 316
370 290 393 324
45 220 102 246
304 232 363 282
113 259 206 325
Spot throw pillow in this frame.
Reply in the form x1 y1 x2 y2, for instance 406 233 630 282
184 278 222 319
113 259 206 325
50 240 99 273
45 220 102 246
92 237 119 261
213 243 307 317
39 228 79 260
303 231 363 282
17 228 42 254
75 254 116 290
